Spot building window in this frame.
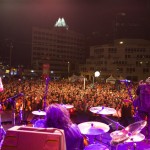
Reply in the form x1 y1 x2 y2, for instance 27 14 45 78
108 48 117 53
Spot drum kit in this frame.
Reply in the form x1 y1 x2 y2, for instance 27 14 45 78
78 106 147 150
0 103 147 149
32 104 74 127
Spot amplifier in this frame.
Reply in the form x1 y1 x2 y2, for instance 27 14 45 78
1 126 66 150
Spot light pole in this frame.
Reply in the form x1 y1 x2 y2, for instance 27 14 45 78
67 61 70 78
93 71 100 86
83 77 86 90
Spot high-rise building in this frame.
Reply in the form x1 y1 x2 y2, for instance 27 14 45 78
31 18 86 78
80 39 150 81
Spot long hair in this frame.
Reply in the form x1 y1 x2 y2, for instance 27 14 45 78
45 104 72 129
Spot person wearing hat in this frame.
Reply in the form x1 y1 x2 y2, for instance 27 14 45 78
134 77 150 139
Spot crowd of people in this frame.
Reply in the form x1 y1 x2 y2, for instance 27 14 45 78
0 77 138 121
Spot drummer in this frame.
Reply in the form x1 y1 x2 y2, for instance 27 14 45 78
44 103 84 150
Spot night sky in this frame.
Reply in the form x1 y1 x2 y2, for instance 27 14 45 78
0 0 150 67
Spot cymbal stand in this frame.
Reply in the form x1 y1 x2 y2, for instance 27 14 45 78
101 115 125 130
19 106 23 125
93 134 111 147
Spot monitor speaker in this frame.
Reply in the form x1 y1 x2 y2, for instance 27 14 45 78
1 126 66 150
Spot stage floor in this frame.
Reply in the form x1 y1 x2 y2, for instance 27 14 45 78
1 111 150 150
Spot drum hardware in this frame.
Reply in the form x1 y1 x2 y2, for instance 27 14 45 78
92 134 111 148
110 133 145 150
90 106 116 115
124 120 147 136
33 119 45 128
19 107 23 122
100 114 125 130
32 110 46 116
31 110 46 126
84 143 109 150
110 120 146 150
85 107 122 149
78 121 110 135
78 121 110 150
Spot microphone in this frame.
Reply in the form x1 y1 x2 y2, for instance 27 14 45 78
120 79 131 83
7 93 24 102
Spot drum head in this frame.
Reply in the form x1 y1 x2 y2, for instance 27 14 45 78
110 130 129 144
33 119 45 128
84 144 109 150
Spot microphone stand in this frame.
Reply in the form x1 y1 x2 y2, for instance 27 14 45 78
11 98 16 126
4 93 24 126
43 77 50 111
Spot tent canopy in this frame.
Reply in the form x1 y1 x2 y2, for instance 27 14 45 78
106 75 116 84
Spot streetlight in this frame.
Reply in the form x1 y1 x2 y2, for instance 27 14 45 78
67 61 70 78
93 71 100 86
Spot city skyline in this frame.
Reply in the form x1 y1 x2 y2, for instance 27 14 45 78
0 0 150 67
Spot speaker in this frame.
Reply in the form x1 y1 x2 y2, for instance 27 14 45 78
1 126 66 150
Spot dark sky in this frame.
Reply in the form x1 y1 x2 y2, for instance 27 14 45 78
0 0 150 66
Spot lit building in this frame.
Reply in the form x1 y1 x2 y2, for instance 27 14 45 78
80 39 150 81
31 18 86 78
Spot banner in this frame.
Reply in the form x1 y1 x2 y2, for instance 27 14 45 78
42 64 50 78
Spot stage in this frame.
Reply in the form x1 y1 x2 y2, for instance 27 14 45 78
1 111 150 150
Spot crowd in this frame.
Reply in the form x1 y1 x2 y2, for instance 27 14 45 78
0 77 138 120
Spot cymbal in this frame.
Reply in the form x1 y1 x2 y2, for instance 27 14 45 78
32 110 46 116
110 120 147 144
78 121 110 135
90 106 116 115
125 133 145 143
125 120 147 135
62 104 74 109
110 130 129 144
110 131 145 144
